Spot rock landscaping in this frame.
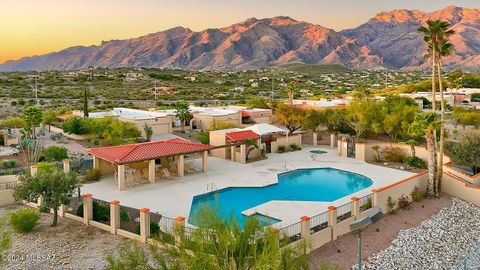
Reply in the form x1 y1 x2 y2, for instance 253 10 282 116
1 205 129 270
355 198 480 270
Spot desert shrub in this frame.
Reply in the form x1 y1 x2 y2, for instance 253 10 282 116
403 156 427 168
50 133 64 141
381 146 407 163
9 208 40 233
194 131 209 144
76 201 110 221
387 196 396 214
120 209 130 221
398 194 412 209
289 144 300 151
411 186 423 202
362 197 372 210
43 146 68 161
85 169 101 182
135 221 160 235
242 117 255 125
277 145 287 153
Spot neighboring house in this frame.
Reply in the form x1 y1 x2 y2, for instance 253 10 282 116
73 108 177 137
189 106 242 130
291 98 350 110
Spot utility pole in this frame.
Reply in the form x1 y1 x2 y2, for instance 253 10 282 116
271 75 274 104
154 80 157 100
34 76 38 102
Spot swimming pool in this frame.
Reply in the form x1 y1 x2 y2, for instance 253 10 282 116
310 150 327 154
188 168 373 227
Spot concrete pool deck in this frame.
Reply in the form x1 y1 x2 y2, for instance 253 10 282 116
82 146 415 228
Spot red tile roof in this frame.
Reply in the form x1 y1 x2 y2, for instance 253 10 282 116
226 130 260 142
87 138 212 164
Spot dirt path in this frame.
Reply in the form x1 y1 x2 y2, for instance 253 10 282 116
308 195 453 270
1 205 132 270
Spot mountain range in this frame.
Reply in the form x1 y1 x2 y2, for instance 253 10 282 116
1 6 479 72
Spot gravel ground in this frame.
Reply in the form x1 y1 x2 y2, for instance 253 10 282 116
357 197 480 270
308 195 453 269
1 205 130 270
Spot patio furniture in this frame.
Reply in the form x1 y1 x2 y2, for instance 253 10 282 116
186 161 196 174
162 168 173 180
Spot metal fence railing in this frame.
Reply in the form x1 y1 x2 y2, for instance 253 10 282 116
336 202 352 222
0 181 19 191
65 197 83 216
159 216 176 235
120 205 141 234
92 198 110 225
359 194 373 212
279 221 302 244
453 242 480 270
310 211 329 234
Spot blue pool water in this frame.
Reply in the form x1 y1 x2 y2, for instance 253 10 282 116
310 150 328 154
188 168 373 227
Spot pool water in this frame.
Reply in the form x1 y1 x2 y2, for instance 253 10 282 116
188 168 373 227
310 150 327 154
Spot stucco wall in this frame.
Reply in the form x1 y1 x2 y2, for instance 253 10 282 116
193 112 241 131
209 131 228 159
356 142 451 165
120 116 173 137
374 171 428 213
271 134 302 153
442 173 480 207
98 159 116 176
310 227 333 250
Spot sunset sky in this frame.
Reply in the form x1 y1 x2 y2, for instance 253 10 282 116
1 0 479 64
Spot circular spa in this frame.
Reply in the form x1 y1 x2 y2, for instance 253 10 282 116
188 168 373 227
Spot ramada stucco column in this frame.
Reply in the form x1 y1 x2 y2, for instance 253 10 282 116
148 159 155 183
230 146 235 161
93 156 100 171
117 164 125 191
240 145 247 164
202 151 208 173
177 155 185 177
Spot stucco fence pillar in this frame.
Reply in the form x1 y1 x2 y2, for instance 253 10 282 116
327 206 338 240
330 133 337 148
83 194 93 225
110 200 120 234
139 208 151 243
63 159 70 173
312 133 318 147
300 216 311 252
351 197 360 219
174 216 186 246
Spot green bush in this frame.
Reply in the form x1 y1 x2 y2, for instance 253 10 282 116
135 221 160 235
403 156 427 169
194 131 209 144
387 196 396 214
1 160 16 169
289 144 300 151
362 197 372 210
85 169 101 182
77 201 110 222
9 208 40 233
277 145 287 153
381 146 407 163
398 194 412 209
120 209 130 221
43 146 68 161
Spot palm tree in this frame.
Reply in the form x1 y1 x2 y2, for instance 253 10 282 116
435 39 455 195
409 113 439 198
174 101 192 132
418 19 455 196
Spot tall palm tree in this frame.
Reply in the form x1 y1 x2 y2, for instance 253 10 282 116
409 113 439 198
435 39 454 196
418 20 454 196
